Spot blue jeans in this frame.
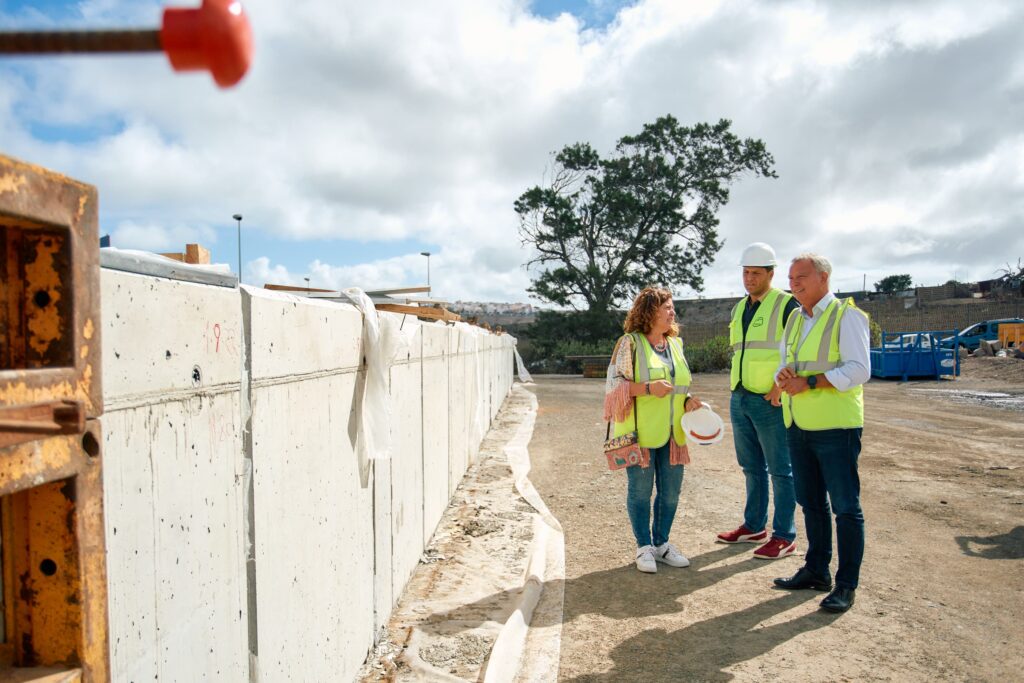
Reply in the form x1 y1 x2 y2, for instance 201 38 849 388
626 443 684 547
730 390 796 542
787 426 865 589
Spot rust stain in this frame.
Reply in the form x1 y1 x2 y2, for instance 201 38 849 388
77 193 88 219
82 318 94 340
76 362 93 401
18 569 39 605
24 238 64 356
1 375 89 407
0 171 28 195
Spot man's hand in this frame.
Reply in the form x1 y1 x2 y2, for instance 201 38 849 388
764 384 783 407
650 380 673 398
778 375 810 395
776 367 797 383
684 395 704 412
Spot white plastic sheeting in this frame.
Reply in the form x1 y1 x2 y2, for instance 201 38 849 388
483 389 564 683
340 287 419 467
514 346 535 384
101 269 518 682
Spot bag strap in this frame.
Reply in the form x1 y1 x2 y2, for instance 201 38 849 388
605 334 639 439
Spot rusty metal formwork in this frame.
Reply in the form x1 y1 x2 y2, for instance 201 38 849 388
0 154 108 681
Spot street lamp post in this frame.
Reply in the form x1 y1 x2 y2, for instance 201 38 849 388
233 213 243 282
420 251 431 294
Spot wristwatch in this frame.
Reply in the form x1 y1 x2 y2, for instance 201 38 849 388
645 382 651 395
807 374 818 390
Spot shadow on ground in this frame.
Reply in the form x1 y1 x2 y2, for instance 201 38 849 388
423 545 771 631
564 591 839 681
956 525 1024 560
421 544 836 680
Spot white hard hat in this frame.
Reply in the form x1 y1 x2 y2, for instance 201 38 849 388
680 405 725 446
740 242 778 267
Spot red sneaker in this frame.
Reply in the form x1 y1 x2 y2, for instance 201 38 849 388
753 536 797 560
716 525 768 544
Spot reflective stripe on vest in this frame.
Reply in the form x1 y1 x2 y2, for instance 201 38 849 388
729 288 791 393
614 333 692 447
781 298 864 430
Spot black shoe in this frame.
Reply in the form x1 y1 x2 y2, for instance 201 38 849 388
820 587 856 613
773 567 832 591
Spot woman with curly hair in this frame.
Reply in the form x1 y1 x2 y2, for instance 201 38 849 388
604 286 705 573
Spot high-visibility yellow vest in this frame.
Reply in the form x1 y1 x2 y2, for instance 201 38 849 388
729 288 792 394
781 298 865 430
613 333 692 447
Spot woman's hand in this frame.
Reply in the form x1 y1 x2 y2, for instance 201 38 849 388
684 395 704 412
649 380 673 398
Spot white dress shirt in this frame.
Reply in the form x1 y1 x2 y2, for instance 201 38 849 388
777 292 871 392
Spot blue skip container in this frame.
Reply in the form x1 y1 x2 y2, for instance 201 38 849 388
870 330 960 381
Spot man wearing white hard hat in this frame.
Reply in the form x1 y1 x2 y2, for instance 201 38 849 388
773 253 871 614
716 243 800 559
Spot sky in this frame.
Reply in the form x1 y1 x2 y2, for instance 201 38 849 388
1 0 1021 303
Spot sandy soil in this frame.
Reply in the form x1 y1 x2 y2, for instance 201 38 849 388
526 364 1024 682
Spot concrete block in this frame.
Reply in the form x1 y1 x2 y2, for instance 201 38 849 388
101 269 248 681
243 286 362 379
244 288 375 682
103 269 243 401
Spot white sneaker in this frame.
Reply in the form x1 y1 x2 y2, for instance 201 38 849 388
635 545 657 573
654 542 690 568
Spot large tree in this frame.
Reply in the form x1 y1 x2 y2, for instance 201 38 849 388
874 274 913 294
515 116 776 312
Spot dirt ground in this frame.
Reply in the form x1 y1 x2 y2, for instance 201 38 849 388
526 363 1024 682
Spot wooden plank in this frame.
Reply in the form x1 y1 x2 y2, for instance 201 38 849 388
263 284 336 294
375 303 460 322
158 252 185 262
363 286 430 296
369 296 449 306
185 243 210 265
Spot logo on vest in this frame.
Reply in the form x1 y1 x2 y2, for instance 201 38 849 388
751 317 764 328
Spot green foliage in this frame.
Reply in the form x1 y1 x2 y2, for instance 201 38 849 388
874 274 913 294
515 116 776 312
996 258 1023 285
869 319 882 348
685 336 732 373
517 314 734 375
516 309 623 372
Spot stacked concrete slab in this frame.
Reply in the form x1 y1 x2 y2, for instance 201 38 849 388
100 268 516 682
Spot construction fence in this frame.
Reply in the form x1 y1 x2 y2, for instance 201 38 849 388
99 264 516 681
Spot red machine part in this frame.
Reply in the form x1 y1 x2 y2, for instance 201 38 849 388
0 0 253 88
161 0 253 88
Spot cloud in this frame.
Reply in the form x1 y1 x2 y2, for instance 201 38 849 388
2 0 1021 304
109 220 217 253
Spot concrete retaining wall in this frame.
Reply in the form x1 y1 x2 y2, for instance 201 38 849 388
100 268 516 682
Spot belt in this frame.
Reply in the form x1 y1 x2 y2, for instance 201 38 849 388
732 385 767 398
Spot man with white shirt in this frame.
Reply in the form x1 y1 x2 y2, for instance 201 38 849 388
772 253 871 613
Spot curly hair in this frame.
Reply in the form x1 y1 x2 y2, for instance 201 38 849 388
623 287 679 336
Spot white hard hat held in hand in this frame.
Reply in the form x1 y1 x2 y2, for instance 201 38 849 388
740 242 778 268
681 405 725 446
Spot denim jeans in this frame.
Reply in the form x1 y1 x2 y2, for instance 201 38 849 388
626 442 684 547
787 426 865 589
730 390 796 542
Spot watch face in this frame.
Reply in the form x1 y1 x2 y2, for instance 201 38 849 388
808 375 816 388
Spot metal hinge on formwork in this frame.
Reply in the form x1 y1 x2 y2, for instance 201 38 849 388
0 400 85 439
